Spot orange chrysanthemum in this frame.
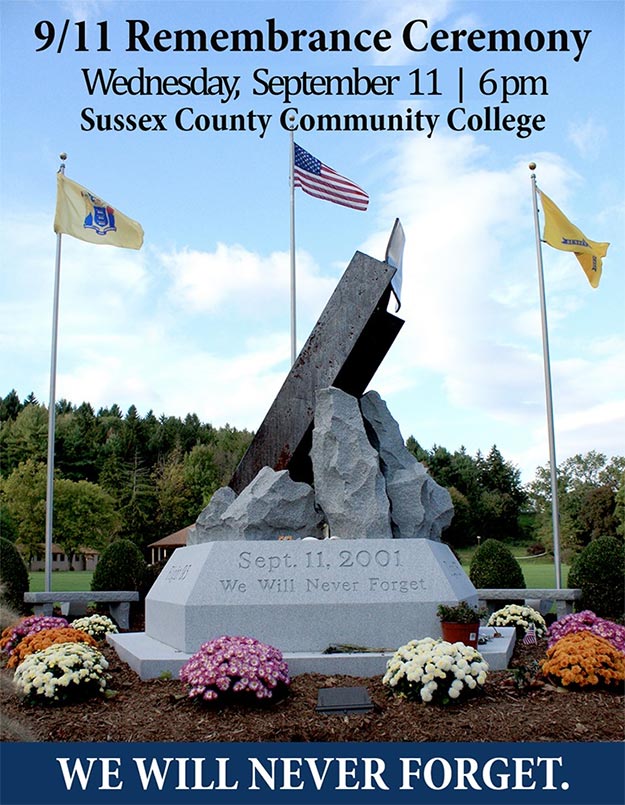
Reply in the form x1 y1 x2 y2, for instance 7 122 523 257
541 631 625 688
7 627 98 669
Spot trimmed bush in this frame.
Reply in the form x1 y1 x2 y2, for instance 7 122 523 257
0 537 29 614
568 536 625 619
91 539 148 594
469 538 526 590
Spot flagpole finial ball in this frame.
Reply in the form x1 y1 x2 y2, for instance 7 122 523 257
59 152 67 161
528 162 536 170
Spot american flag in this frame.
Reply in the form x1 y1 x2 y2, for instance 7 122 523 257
293 143 369 211
522 625 538 645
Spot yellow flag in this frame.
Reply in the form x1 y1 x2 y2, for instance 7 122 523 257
54 173 143 249
538 189 608 288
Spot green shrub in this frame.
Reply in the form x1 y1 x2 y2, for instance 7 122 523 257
469 538 526 590
0 537 29 614
91 539 148 595
568 536 625 619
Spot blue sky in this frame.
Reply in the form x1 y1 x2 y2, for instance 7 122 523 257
1 0 623 482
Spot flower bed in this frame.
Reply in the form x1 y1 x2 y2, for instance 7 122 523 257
180 635 291 703
383 637 489 704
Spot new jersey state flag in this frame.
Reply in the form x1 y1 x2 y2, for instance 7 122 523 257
538 189 609 288
54 173 143 249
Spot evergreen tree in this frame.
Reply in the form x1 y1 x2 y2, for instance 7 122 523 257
476 446 526 541
55 399 74 415
55 402 100 481
442 488 474 547
0 390 23 422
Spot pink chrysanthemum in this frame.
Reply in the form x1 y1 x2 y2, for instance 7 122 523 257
180 635 290 703
547 611 625 653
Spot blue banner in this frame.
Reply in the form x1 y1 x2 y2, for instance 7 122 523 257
1 742 623 805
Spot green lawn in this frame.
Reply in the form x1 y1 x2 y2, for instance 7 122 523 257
29 571 94 593
515 560 569 588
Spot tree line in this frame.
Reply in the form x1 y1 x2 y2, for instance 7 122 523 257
1 390 622 564
405 440 623 553
0 390 252 563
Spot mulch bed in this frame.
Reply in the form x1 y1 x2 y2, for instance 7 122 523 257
1 636 623 743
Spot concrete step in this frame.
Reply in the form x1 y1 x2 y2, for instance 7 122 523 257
108 627 516 681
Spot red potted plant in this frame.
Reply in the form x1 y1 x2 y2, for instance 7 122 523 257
436 601 486 648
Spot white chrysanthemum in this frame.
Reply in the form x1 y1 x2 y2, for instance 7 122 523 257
454 669 466 680
383 636 488 704
487 604 547 636
14 642 108 703
71 614 118 639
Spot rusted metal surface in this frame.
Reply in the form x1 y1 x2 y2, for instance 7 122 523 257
229 251 404 492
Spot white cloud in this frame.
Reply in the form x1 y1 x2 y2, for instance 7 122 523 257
568 118 608 159
159 242 336 325
56 329 290 426
61 1 107 23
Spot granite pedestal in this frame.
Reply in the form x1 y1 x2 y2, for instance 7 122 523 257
145 538 475 653
108 538 515 678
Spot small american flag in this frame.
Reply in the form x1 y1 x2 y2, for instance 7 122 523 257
522 625 538 645
293 143 369 211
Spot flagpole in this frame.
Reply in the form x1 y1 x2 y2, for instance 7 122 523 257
529 162 563 589
44 153 67 593
288 119 297 366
